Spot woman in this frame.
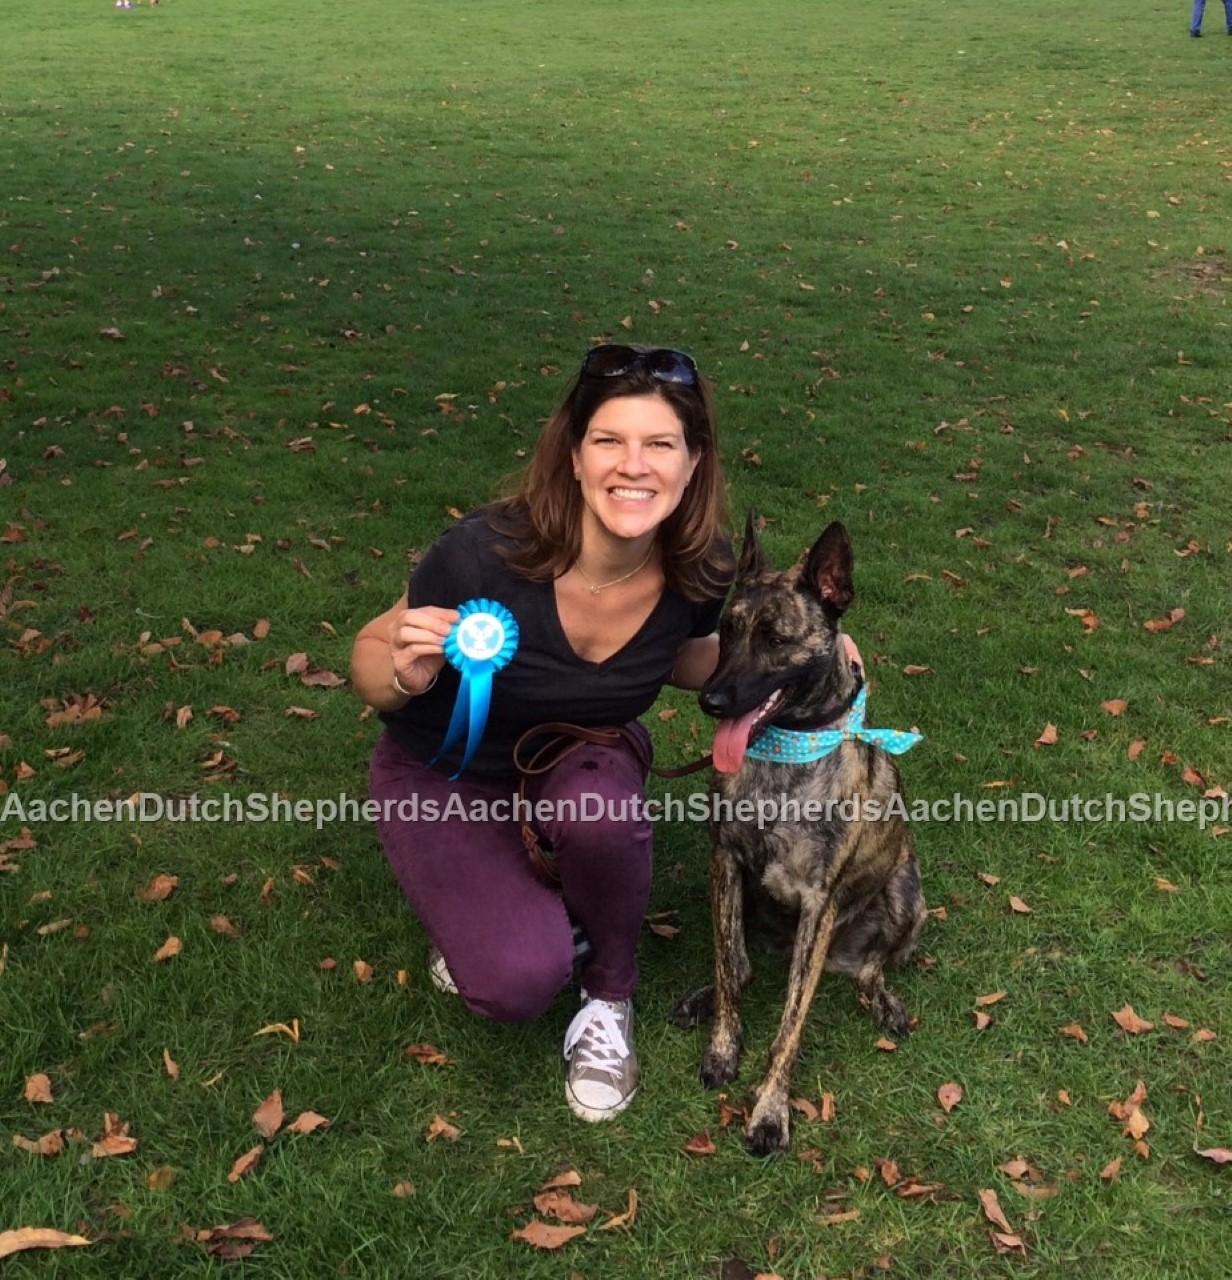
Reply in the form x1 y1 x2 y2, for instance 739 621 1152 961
350 344 731 1122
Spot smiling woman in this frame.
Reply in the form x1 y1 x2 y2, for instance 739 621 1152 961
349 343 732 1125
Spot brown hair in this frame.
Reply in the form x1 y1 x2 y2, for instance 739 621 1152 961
488 348 732 601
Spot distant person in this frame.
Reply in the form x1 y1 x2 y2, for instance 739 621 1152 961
1191 0 1232 35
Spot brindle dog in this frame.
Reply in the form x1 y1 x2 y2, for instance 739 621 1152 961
672 516 926 1157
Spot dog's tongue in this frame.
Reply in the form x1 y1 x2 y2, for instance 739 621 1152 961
712 708 763 774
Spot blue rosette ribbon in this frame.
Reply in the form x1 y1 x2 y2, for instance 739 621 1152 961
429 598 519 780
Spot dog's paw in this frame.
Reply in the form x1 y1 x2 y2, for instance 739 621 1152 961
670 985 715 1029
744 1112 790 1158
699 1044 741 1090
872 990 913 1038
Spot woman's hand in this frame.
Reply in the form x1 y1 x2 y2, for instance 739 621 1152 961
351 598 458 711
389 605 459 694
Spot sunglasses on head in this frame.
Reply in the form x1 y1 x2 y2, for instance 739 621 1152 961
580 344 699 387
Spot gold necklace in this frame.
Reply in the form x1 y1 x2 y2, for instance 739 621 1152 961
573 548 654 595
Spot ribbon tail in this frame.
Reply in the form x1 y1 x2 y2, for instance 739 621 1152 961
451 665 493 780
429 679 471 771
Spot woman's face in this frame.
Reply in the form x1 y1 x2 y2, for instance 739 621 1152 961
572 393 698 548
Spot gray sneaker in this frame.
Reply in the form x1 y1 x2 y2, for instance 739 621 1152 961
563 996 639 1122
427 946 458 995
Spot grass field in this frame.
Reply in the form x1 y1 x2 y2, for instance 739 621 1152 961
2 0 1229 1275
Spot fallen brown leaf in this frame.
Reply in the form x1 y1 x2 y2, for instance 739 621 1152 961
1112 1005 1154 1035
510 1220 586 1250
13 1129 67 1156
0 1228 91 1259
599 1187 639 1231
227 1144 264 1183
533 1189 598 1225
1058 1023 1089 1043
1195 1147 1232 1165
684 1130 717 1156
25 1073 53 1104
153 935 182 963
404 1043 452 1067
425 1115 460 1142
938 1083 964 1113
252 1089 284 1139
1034 723 1058 748
91 1112 138 1158
136 873 179 903
286 1111 330 1135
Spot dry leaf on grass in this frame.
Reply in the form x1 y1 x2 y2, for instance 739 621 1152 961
1058 1022 1089 1043
1195 1147 1232 1165
818 1208 861 1226
1112 1005 1154 1035
425 1115 460 1142
404 1043 451 1066
24 1073 53 1104
195 1217 273 1261
938 1083 964 1113
683 1130 717 1156
91 1113 137 1158
509 1221 586 1250
0 1228 91 1259
253 1020 300 1042
978 1188 1027 1256
252 1089 284 1139
599 1188 639 1231
136 873 178 902
286 1111 330 1135
532 1189 598 1225
13 1129 69 1156
153 935 182 963
227 1145 264 1183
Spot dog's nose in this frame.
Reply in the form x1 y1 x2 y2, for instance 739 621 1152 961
699 686 733 718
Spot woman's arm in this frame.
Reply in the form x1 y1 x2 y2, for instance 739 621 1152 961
669 633 720 691
350 598 458 712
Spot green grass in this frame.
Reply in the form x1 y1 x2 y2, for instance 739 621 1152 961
2 0 1229 1275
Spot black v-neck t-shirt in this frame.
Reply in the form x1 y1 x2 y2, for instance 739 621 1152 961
379 510 728 783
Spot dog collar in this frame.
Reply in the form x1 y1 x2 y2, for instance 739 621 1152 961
745 686 922 764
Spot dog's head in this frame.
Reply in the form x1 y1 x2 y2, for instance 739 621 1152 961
702 514 858 773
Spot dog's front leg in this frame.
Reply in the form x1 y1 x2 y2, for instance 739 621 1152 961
698 840 750 1089
744 893 838 1157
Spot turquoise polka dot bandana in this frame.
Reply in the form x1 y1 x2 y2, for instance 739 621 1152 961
744 685 922 764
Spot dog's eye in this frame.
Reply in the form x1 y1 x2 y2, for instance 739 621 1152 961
766 633 789 649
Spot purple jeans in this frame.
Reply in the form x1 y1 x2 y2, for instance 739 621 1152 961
369 725 653 1022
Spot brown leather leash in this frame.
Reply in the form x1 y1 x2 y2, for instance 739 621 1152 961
512 722 713 883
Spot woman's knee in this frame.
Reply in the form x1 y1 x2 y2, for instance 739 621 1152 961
459 945 571 1023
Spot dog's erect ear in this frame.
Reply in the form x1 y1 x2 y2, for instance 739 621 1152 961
737 510 772 578
802 521 854 617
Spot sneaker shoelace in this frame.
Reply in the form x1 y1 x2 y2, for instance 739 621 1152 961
563 1002 630 1080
